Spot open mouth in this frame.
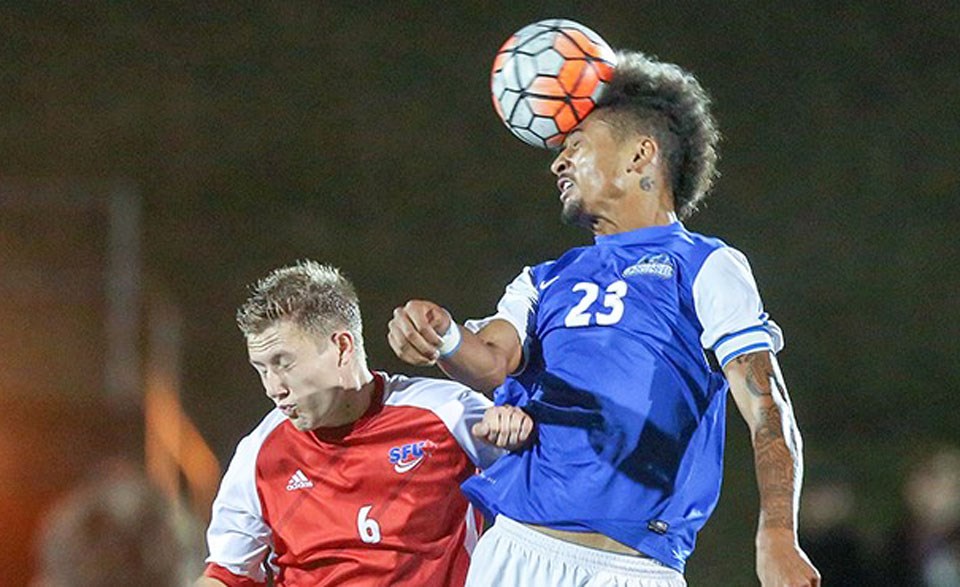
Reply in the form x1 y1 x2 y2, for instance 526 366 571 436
557 177 575 201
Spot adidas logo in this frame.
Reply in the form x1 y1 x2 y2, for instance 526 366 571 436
285 469 314 491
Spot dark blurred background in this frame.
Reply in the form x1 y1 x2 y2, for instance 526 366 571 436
2 3 958 585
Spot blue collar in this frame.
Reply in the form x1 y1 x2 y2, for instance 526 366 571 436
594 222 685 246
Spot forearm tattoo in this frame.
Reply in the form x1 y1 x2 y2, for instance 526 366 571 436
735 353 803 531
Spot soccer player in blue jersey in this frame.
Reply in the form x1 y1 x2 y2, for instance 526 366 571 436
388 51 820 586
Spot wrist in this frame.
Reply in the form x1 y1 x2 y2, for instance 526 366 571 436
756 526 798 549
437 314 462 358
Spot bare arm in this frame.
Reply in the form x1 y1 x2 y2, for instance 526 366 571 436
194 578 228 587
724 350 820 587
387 300 522 395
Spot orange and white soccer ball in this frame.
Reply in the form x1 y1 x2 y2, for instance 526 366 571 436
491 19 618 149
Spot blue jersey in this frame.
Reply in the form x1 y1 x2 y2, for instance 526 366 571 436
460 222 782 572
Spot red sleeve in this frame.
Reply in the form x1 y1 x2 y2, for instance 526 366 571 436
203 563 267 587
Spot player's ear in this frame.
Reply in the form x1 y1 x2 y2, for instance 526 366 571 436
629 136 658 173
331 331 355 366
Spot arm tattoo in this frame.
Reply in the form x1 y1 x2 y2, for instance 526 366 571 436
737 353 802 531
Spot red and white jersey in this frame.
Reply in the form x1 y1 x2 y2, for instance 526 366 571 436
203 372 501 587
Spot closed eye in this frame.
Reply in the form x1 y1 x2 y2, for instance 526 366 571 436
563 130 583 150
273 356 295 371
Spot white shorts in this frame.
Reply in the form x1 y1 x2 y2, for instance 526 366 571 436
465 515 686 587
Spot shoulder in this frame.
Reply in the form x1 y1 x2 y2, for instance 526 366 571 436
231 409 289 463
666 228 747 288
382 373 491 412
679 225 728 248
675 227 730 261
212 410 288 518
381 373 503 469
530 245 601 283
694 245 757 287
508 258 559 287
552 245 593 266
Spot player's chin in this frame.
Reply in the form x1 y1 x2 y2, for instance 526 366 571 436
560 202 594 229
560 200 582 226
290 417 314 432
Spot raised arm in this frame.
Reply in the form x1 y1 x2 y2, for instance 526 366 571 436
724 350 820 587
387 299 522 395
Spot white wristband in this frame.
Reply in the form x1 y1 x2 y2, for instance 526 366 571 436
437 317 462 358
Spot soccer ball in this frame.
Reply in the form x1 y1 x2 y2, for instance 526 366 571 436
490 19 617 149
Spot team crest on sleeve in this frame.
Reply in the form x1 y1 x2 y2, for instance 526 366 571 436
388 440 438 474
623 254 675 279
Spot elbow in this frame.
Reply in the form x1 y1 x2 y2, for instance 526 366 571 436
437 359 510 396
468 362 511 394
472 338 520 393
478 373 509 394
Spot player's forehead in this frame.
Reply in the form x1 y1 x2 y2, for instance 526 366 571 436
562 113 614 145
246 320 308 359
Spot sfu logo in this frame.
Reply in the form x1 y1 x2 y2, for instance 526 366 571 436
388 440 437 474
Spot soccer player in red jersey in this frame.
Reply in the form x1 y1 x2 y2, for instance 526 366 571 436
196 261 504 587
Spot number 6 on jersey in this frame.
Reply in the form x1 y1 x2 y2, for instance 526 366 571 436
357 505 381 544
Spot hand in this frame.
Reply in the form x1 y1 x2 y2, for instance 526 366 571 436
472 405 534 451
387 300 451 366
756 528 821 587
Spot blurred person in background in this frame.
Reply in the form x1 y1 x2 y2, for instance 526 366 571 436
32 463 202 587
882 445 960 587
197 261 510 587
798 471 874 585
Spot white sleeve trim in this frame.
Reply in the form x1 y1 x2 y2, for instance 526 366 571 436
463 266 538 351
205 411 284 582
384 374 503 470
693 247 784 367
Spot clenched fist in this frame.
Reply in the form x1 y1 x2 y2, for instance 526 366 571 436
472 405 534 451
387 300 451 366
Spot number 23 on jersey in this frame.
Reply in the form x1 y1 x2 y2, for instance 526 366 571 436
563 280 627 327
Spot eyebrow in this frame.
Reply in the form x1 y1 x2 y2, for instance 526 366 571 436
563 129 583 146
249 351 291 367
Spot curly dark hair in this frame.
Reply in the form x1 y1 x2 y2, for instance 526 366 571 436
595 51 720 218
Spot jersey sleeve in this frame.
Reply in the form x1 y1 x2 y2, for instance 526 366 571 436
203 563 266 587
463 266 538 349
204 416 281 585
693 247 784 368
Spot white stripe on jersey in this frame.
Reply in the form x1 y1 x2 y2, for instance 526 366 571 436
463 503 480 555
205 410 285 582
693 246 783 364
464 265 538 349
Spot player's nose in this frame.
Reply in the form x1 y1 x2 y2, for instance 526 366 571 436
263 371 288 400
550 151 569 176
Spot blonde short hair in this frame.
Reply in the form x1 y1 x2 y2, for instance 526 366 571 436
236 260 365 354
